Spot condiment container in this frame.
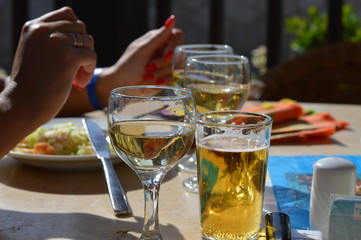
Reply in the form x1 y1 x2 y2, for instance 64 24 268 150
309 157 356 240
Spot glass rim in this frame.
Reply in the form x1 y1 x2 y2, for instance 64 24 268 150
196 110 273 127
175 44 233 54
187 54 249 65
110 85 193 100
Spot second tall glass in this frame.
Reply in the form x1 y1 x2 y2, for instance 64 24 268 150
173 44 234 176
183 54 251 193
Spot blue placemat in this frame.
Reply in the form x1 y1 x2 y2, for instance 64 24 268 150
268 155 361 230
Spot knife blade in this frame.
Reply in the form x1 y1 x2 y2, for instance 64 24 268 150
82 118 132 217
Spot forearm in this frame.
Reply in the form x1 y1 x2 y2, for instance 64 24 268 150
0 105 31 159
0 80 46 158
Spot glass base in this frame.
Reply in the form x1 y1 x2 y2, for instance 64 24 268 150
140 234 164 240
182 176 199 194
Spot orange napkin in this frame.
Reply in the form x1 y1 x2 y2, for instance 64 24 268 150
271 113 349 143
242 99 304 124
241 99 349 143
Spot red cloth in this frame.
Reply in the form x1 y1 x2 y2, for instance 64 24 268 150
242 100 349 143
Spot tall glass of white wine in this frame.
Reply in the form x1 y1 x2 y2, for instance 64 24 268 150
173 44 234 176
182 54 251 193
107 86 196 239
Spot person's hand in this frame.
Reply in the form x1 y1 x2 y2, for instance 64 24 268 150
100 15 184 87
10 7 96 121
59 15 185 116
0 7 97 158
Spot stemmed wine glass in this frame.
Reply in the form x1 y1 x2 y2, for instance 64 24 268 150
173 44 234 174
107 86 196 239
182 54 251 193
172 44 233 88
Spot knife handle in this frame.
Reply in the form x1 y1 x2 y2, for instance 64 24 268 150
100 156 132 217
265 212 292 240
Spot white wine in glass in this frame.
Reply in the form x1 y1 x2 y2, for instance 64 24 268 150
173 44 234 176
185 54 250 113
182 54 251 194
107 86 196 239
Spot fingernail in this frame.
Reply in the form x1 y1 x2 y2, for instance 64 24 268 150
72 80 84 91
163 50 174 62
145 63 158 72
143 73 154 81
155 79 166 85
163 15 175 28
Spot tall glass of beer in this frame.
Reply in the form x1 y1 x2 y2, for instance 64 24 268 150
196 111 272 240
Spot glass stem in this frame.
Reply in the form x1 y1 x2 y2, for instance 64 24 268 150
139 170 166 240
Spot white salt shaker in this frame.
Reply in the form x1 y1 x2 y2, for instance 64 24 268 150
310 157 357 240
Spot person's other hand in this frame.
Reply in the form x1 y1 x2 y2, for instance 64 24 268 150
10 7 97 122
59 15 185 116
101 15 184 87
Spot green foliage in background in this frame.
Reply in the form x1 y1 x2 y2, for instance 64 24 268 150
285 4 361 53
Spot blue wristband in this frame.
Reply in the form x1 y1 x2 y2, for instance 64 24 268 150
87 68 103 110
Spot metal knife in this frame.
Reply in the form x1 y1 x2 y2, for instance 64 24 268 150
82 118 132 217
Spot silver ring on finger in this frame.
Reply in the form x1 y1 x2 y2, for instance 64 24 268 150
70 33 83 48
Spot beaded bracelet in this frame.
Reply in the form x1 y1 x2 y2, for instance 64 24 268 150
87 68 104 110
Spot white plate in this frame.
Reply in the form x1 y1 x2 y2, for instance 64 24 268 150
7 117 121 171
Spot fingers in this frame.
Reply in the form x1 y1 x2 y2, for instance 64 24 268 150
145 53 172 72
73 63 97 89
70 33 83 47
137 15 177 56
39 7 79 22
164 28 185 58
49 31 94 51
69 36 97 88
26 7 87 37
24 7 97 90
46 30 96 90
47 19 87 34
142 32 184 84
142 59 173 86
140 16 184 83
164 15 176 28
68 33 94 50
145 28 184 69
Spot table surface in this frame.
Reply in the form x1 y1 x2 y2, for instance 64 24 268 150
0 102 360 240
